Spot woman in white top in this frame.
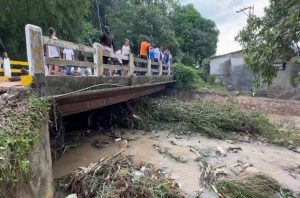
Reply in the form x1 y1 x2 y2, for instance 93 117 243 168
121 39 130 76
46 27 60 75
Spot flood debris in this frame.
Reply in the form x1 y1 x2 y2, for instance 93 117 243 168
216 147 227 157
216 173 295 198
227 146 242 153
153 144 188 163
64 150 185 198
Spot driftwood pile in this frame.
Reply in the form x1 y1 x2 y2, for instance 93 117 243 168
64 150 184 198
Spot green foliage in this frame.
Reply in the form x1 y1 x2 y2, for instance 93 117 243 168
171 4 219 64
197 58 210 81
236 0 300 86
208 75 216 85
128 97 277 140
173 63 199 88
217 174 293 198
0 0 95 60
1 0 218 62
106 1 180 55
0 93 50 187
181 53 195 66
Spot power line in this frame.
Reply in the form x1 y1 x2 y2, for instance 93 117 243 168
236 5 254 17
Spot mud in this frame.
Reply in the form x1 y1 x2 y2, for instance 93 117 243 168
53 130 300 197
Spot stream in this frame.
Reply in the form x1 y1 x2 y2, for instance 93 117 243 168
53 130 300 197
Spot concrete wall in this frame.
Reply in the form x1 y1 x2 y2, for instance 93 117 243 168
2 122 54 198
259 62 300 99
210 56 300 99
210 57 254 91
16 122 53 198
33 75 174 96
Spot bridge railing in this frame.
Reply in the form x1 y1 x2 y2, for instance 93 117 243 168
25 24 172 77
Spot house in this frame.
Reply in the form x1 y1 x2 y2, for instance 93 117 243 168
210 50 300 99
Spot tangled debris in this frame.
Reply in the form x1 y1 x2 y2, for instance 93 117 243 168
153 144 188 163
216 174 295 198
63 150 185 198
127 97 276 140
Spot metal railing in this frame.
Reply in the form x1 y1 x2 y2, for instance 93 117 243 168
26 24 172 77
0 59 29 79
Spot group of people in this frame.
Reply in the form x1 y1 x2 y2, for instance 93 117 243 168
99 26 172 76
139 38 172 65
46 27 92 76
1 26 172 77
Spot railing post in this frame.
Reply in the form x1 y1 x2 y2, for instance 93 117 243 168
3 58 11 77
147 59 152 76
159 61 163 76
25 24 45 75
93 43 103 77
168 64 171 76
129 53 135 76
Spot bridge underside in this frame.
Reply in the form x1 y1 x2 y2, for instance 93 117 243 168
32 75 174 116
55 82 170 117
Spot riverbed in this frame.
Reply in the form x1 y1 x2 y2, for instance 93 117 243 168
53 130 300 197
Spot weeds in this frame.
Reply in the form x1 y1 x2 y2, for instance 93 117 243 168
216 174 295 198
0 91 50 191
127 97 276 140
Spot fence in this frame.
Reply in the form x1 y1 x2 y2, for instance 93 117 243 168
0 59 29 79
25 24 172 77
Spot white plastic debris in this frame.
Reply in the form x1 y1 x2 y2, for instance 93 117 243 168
65 194 77 198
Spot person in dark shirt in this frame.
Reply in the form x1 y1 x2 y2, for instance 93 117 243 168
0 38 8 58
100 26 115 49
100 26 115 75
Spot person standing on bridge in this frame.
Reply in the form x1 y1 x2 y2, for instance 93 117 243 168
100 26 115 76
63 48 74 76
121 39 131 76
46 28 60 75
139 38 150 60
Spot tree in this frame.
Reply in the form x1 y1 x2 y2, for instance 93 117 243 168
0 0 96 59
171 4 219 65
106 0 180 54
236 0 300 86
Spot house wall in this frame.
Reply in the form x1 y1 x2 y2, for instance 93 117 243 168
210 55 300 99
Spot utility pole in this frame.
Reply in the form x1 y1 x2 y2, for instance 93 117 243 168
236 5 254 17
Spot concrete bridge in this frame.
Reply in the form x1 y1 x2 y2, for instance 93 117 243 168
25 24 175 116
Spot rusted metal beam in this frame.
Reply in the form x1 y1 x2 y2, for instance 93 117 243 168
55 81 172 117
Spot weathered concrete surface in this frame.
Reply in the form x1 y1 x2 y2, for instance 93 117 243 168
210 51 300 99
259 62 300 99
32 75 174 96
15 122 53 198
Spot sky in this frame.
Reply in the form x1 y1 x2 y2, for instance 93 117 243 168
180 0 270 55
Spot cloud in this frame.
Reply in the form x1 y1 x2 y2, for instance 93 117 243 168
180 0 269 55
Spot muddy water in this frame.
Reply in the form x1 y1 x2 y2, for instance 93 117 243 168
53 130 300 197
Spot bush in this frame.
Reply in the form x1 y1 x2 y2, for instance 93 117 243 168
173 63 199 88
208 75 216 85
181 54 195 66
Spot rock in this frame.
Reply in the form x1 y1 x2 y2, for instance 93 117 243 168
288 145 296 150
216 147 227 157
292 148 300 153
225 140 235 144
65 194 77 198
243 167 259 175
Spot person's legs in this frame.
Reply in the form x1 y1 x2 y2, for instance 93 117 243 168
66 66 72 75
49 65 54 75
